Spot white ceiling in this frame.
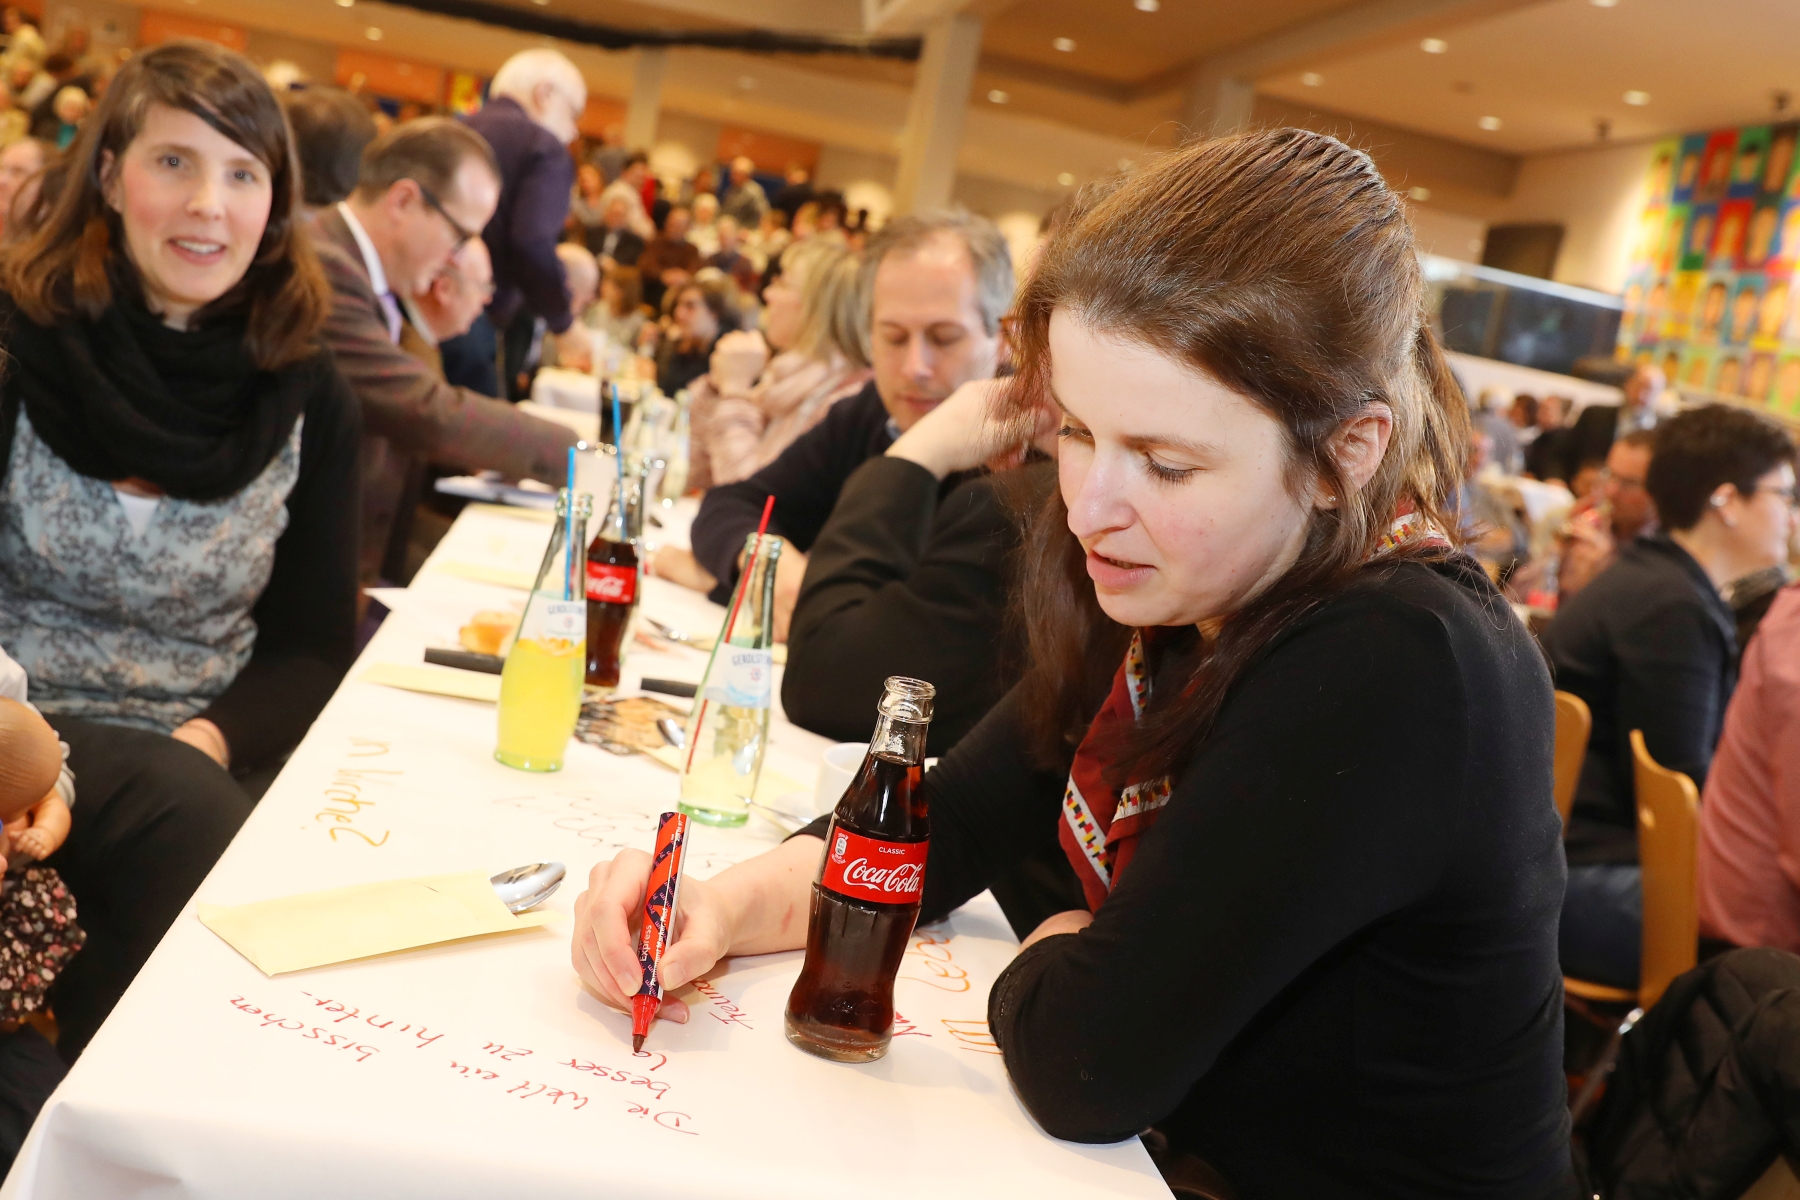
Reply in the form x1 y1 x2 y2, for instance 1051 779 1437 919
1259 0 1800 155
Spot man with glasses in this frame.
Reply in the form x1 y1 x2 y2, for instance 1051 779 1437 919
1559 429 1658 600
459 48 585 399
311 117 577 591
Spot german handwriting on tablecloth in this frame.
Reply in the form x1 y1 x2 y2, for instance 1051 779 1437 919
688 977 753 1028
448 1064 589 1109
229 996 379 1062
235 987 704 1134
897 927 972 993
315 739 399 848
488 792 750 874
298 992 444 1047
941 1019 1002 1056
891 1011 931 1039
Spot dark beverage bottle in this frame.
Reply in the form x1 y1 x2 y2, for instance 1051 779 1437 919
785 677 935 1062
584 484 639 690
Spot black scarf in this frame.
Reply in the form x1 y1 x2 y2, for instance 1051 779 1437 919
0 290 312 501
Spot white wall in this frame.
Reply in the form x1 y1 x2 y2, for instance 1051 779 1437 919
815 145 897 227
1491 140 1657 295
649 111 723 197
1406 201 1487 265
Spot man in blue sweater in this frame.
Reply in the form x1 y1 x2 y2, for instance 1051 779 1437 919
457 49 585 398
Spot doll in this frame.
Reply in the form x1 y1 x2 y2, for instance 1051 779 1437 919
0 698 84 1027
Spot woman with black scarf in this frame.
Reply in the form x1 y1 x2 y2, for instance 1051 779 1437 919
0 41 358 1095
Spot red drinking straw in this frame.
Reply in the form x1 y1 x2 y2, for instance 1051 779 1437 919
682 494 775 775
723 494 776 644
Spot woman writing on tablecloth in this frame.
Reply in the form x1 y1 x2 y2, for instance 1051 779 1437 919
572 130 1572 1199
0 41 357 1073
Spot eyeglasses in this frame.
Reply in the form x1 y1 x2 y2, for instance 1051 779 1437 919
1598 468 1647 491
1754 483 1799 507
409 178 478 247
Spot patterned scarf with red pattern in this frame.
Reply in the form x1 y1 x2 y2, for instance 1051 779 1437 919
1057 511 1448 911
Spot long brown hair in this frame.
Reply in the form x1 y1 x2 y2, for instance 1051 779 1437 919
0 40 328 369
1003 128 1469 775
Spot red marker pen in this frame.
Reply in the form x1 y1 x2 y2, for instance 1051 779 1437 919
632 811 691 1051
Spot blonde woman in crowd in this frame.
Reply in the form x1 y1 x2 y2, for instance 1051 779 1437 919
585 262 647 357
686 237 871 489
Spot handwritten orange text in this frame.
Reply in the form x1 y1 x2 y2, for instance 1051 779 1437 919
898 927 971 993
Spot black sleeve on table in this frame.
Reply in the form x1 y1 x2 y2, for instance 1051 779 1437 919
781 457 1025 753
984 594 1467 1145
196 359 362 771
1612 598 1729 792
688 390 886 596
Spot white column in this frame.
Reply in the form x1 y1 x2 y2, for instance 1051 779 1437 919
892 12 982 215
1182 65 1255 141
623 47 667 151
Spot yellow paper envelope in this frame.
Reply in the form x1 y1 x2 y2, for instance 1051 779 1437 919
467 503 556 524
197 870 552 976
360 662 502 703
428 560 537 591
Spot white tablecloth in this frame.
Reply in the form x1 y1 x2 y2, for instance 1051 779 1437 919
3 502 1168 1200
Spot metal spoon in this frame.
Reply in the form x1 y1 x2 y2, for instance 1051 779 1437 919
657 716 687 749
489 862 565 914
644 617 711 650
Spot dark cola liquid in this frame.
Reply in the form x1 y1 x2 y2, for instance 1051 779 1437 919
584 536 638 689
785 752 925 1062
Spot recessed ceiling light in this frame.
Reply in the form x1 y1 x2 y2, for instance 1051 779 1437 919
1408 187 1431 202
1590 0 1618 6
1134 0 1159 10
1057 172 1075 186
988 89 1009 104
1478 115 1502 130
1420 38 1447 53
1623 90 1650 106
531 0 549 6
1053 37 1076 52
1301 72 1323 87
334 0 353 7
364 25 381 39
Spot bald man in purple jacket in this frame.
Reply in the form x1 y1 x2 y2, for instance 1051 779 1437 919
461 50 586 389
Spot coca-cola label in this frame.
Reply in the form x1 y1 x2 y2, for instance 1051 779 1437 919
820 826 927 903
585 561 637 605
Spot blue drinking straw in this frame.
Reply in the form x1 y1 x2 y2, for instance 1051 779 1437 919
564 446 578 601
611 383 627 520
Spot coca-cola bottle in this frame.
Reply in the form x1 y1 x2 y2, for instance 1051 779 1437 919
785 677 936 1062
583 476 640 691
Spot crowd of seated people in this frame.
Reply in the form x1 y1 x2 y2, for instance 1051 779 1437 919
1544 405 1796 988
3 22 1800 1196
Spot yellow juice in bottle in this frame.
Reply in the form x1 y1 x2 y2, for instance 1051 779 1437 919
495 635 585 771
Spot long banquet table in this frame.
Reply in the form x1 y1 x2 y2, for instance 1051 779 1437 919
2 500 1171 1200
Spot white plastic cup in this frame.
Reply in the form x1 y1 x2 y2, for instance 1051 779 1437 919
812 742 867 815
810 742 938 818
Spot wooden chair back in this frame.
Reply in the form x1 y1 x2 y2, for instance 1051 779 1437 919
1631 729 1700 1009
1552 691 1591 833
